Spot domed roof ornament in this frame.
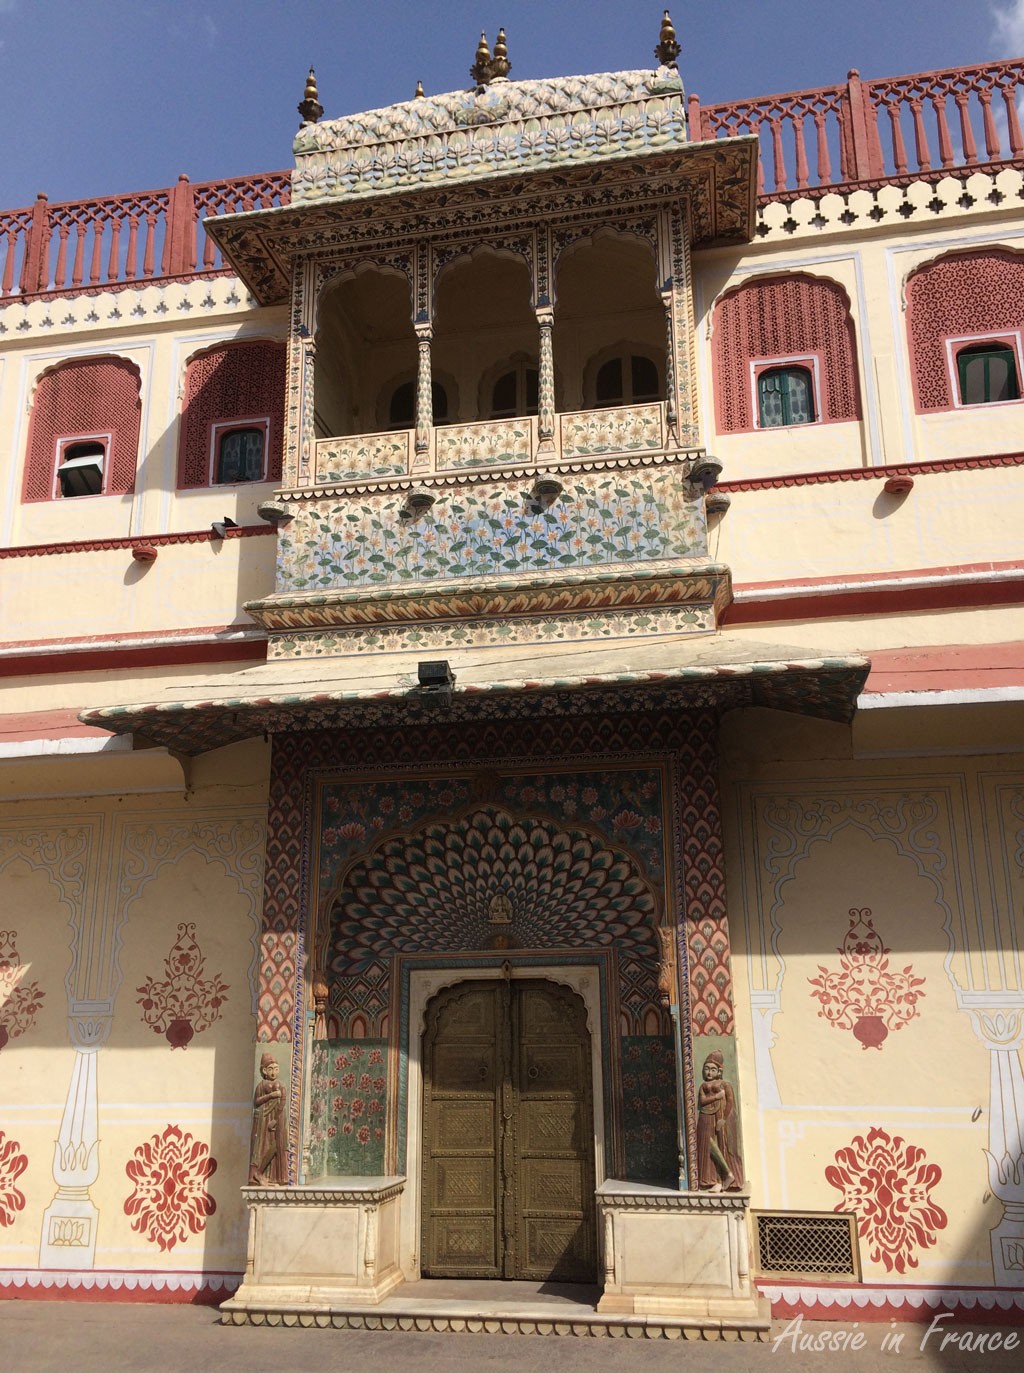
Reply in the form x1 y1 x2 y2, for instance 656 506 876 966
297 66 324 127
414 79 425 99
655 9 681 69
471 31 493 87
490 27 511 82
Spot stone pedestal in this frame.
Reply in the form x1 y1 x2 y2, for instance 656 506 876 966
222 1177 405 1316
595 1180 766 1325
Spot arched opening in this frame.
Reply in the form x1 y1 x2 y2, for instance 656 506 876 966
315 267 416 438
432 250 537 424
553 234 664 412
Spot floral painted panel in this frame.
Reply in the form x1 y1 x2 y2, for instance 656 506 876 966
621 1035 678 1183
309 1039 387 1177
560 404 664 457
436 418 533 470
292 72 687 202
315 433 409 482
278 470 704 592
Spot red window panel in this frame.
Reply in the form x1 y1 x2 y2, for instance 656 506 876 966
712 274 861 434
22 356 142 502
178 341 286 488
906 250 1024 412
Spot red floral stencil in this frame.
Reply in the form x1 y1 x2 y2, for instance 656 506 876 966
124 1125 216 1250
0 930 45 1051
808 908 925 1049
0 1131 28 1227
137 922 228 1048
827 1126 947 1273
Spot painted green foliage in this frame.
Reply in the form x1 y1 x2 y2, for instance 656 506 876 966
278 472 704 592
310 1038 388 1177
621 1034 678 1184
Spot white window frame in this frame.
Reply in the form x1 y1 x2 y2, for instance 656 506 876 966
750 353 822 430
209 416 270 485
53 430 112 499
944 330 1024 409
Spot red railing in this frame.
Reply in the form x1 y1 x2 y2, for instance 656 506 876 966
691 57 1024 199
0 171 290 301
3 58 1024 301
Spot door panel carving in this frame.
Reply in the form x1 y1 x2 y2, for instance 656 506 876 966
422 979 596 1281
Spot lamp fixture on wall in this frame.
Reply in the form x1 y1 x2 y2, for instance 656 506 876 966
401 488 436 519
256 500 293 526
531 473 564 507
690 455 723 492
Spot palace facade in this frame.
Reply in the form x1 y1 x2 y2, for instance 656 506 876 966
1 15 1023 1334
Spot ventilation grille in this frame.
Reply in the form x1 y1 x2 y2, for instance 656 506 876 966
754 1212 860 1280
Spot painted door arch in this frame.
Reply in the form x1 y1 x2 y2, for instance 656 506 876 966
421 977 597 1281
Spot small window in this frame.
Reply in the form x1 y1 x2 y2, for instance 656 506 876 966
389 380 448 428
490 364 538 419
757 365 815 427
57 439 105 498
215 427 265 484
594 354 660 407
956 342 1020 405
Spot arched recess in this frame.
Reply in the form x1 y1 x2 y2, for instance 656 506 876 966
22 355 142 502
431 248 536 423
553 231 663 412
315 264 416 438
319 804 665 1039
177 339 286 488
905 248 1024 411
711 272 861 432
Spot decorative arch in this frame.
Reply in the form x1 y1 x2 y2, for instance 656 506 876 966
711 272 861 432
430 241 534 318
905 248 1024 411
322 804 663 1037
582 338 665 408
177 339 285 488
22 355 142 502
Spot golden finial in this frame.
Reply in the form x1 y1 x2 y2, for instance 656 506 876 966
655 9 681 69
414 79 425 99
298 66 324 126
471 31 492 87
490 26 510 80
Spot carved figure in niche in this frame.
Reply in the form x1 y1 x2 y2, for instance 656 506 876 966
249 1053 289 1185
695 1050 743 1192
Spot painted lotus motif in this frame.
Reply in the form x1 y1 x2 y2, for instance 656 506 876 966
826 1127 947 1274
0 1131 28 1227
124 1125 217 1251
808 909 925 1050
137 923 229 1048
0 930 45 1051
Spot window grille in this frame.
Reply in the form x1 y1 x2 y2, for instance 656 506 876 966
753 1211 860 1280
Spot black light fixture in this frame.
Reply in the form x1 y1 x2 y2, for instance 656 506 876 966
417 660 455 691
690 455 723 492
211 517 240 539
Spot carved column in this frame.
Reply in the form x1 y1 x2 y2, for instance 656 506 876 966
40 1008 107 1268
963 1000 1024 1284
536 306 555 449
413 324 433 468
660 289 678 440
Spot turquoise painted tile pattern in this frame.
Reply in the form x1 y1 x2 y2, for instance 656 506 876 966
278 471 705 592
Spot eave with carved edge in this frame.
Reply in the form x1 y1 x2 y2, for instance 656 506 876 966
205 138 757 307
79 638 869 757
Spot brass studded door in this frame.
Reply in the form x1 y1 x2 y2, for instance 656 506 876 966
421 979 596 1281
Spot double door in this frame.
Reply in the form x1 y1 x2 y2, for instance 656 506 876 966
421 978 596 1281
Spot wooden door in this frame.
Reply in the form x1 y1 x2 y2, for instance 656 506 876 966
421 979 596 1281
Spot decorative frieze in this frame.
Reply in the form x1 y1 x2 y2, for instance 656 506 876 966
315 433 410 482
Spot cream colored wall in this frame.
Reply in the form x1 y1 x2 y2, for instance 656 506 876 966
0 742 269 1280
720 705 1024 1287
695 218 1024 476
0 279 288 553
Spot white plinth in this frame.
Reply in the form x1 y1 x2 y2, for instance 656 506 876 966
595 1179 766 1324
222 1177 406 1314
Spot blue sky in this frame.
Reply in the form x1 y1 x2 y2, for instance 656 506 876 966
1 1 1023 208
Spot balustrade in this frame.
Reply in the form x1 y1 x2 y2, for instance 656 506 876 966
3 58 1024 302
